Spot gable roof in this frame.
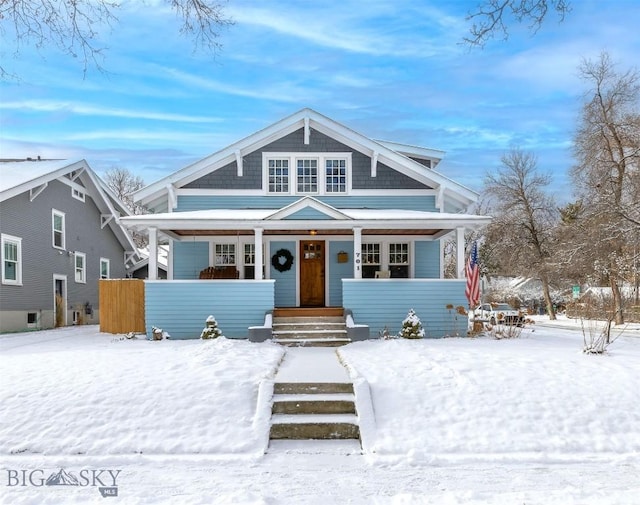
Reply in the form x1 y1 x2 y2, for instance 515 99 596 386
134 108 479 211
0 159 140 263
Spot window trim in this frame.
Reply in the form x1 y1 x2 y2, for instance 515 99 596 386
74 251 86 284
263 152 352 195
52 209 66 250
214 243 236 266
71 187 85 202
100 257 110 279
1 233 22 285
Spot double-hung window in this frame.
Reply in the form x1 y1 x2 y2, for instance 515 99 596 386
389 243 409 278
1 234 22 285
297 159 318 193
75 252 86 283
268 159 289 193
215 244 236 266
52 209 65 249
361 243 381 279
325 159 347 193
100 258 110 279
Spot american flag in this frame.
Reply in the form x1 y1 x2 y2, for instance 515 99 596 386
465 241 480 308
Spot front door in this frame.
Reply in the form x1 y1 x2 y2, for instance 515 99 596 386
300 240 325 307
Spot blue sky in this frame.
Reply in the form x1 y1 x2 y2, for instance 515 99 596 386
1 0 639 197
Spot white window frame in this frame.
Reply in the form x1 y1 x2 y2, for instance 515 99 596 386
74 252 86 283
1 233 22 285
71 187 85 202
100 257 110 279
214 243 236 266
389 242 410 278
264 153 351 196
266 158 290 194
296 158 319 194
52 209 66 250
325 158 348 193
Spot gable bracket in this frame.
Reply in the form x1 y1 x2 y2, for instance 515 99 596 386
101 213 115 229
371 151 379 178
436 185 445 211
304 116 310 145
124 250 137 266
235 149 243 177
69 169 84 181
166 184 177 210
29 182 48 201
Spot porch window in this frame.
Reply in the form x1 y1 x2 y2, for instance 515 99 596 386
100 258 110 279
389 243 409 278
297 159 318 193
1 234 22 285
52 209 65 249
361 243 381 279
215 244 236 266
325 159 347 193
268 159 289 193
74 252 86 283
244 243 255 279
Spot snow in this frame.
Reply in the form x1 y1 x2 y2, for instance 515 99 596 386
1 321 639 504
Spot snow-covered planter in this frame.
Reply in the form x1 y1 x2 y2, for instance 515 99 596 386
200 315 223 339
398 309 425 339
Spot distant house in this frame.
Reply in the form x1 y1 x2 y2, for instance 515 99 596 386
121 109 491 339
129 245 168 279
0 159 139 332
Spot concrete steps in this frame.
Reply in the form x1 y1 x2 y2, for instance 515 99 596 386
272 316 350 347
269 382 360 441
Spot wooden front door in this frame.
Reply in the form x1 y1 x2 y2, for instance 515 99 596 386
300 240 325 307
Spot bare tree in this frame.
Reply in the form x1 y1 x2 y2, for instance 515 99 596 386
570 52 640 325
464 0 571 47
104 167 147 247
483 148 558 319
0 0 233 78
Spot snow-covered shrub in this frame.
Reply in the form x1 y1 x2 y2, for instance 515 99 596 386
379 326 396 340
581 317 621 354
398 309 425 339
151 326 170 340
200 315 223 339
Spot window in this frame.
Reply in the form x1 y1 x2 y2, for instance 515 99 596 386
244 243 255 279
389 243 409 278
268 159 289 193
52 209 65 249
74 252 86 283
72 187 85 202
27 312 38 328
297 159 318 193
215 244 236 266
100 258 110 279
1 234 22 285
361 243 381 279
325 159 347 193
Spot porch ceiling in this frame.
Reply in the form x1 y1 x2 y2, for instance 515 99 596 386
172 228 442 236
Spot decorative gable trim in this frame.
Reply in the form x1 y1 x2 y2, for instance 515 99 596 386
29 182 48 201
266 196 352 221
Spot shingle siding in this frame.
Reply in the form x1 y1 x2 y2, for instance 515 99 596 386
183 127 432 191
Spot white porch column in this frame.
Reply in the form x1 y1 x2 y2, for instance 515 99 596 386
456 227 465 279
148 227 158 281
353 226 362 279
254 227 263 280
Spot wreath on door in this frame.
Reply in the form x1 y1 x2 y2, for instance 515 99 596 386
271 248 294 272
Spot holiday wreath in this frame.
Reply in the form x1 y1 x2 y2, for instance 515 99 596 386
271 248 294 272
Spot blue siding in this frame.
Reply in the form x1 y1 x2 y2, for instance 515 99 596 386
177 195 437 212
328 241 353 306
173 241 209 279
284 207 337 220
270 241 296 307
414 241 440 278
145 280 275 339
343 279 468 338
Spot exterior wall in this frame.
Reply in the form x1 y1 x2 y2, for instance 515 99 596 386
270 241 296 307
414 241 440 278
144 280 275 339
328 240 353 307
342 279 468 338
173 241 209 279
0 180 128 333
183 128 432 191
177 195 438 212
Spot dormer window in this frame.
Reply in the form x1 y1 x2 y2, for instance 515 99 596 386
265 153 351 195
268 159 289 193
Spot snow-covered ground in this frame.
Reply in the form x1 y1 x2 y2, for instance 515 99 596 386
1 318 639 504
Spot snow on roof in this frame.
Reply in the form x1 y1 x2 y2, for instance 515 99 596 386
0 159 78 194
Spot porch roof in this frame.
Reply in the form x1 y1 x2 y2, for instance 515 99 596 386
120 205 491 240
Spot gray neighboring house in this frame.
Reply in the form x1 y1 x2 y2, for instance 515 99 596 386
0 159 139 333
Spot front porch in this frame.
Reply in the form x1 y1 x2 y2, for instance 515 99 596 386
143 278 469 340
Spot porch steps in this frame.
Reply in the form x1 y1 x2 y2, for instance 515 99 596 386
272 316 350 347
269 382 361 441
273 307 344 318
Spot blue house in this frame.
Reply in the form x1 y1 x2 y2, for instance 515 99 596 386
122 109 490 339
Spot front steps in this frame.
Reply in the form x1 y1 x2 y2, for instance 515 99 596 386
272 316 350 347
269 382 361 442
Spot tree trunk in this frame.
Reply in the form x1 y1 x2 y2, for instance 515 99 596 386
541 275 556 320
610 277 625 326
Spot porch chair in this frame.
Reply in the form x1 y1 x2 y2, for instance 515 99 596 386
375 270 391 279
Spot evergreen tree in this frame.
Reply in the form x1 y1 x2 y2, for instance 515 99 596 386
200 315 223 339
399 309 425 339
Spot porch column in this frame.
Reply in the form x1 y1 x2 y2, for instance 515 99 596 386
148 227 158 281
456 227 465 279
353 226 362 279
254 227 263 280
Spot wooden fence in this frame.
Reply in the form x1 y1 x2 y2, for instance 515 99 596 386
99 279 146 334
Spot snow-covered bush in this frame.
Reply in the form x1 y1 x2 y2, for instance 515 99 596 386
151 326 170 340
398 309 425 339
581 317 622 354
200 315 223 339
